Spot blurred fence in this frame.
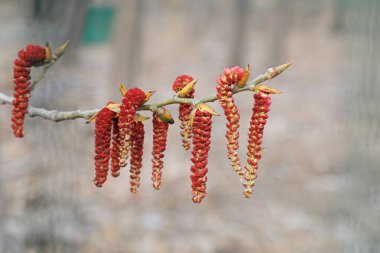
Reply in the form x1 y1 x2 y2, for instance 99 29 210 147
0 0 379 252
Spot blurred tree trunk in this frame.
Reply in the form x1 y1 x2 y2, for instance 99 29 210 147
332 0 347 32
228 0 249 66
337 0 380 252
112 0 145 86
65 0 90 53
126 0 144 85
267 0 292 65
28 0 90 58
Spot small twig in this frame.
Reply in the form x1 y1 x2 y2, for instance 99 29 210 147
30 41 70 91
30 61 55 91
0 63 291 122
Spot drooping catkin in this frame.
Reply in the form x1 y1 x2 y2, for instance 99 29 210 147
216 66 245 176
151 114 169 190
94 106 115 187
243 90 272 198
12 44 47 137
190 109 212 203
118 88 145 167
129 121 145 193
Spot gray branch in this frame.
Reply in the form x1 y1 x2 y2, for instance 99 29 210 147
0 93 98 122
0 63 291 122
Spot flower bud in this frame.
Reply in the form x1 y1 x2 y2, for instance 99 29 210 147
155 107 174 124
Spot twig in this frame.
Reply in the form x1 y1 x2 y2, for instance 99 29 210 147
30 41 70 91
29 61 56 91
0 63 291 122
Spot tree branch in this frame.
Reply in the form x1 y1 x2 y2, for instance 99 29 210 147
0 92 98 122
0 63 291 122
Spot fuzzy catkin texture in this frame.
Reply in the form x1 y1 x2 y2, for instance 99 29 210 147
110 118 122 177
190 110 212 204
172 75 195 150
12 44 46 137
118 88 145 168
151 114 169 190
243 91 272 198
216 66 245 176
94 107 115 187
130 121 145 193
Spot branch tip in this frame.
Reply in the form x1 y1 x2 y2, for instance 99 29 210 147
268 62 293 78
55 40 70 60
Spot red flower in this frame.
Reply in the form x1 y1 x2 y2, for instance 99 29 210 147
172 75 195 150
190 109 212 203
151 114 169 190
110 117 122 177
216 66 245 176
94 106 115 187
118 88 145 167
12 44 47 137
243 91 272 198
130 121 145 193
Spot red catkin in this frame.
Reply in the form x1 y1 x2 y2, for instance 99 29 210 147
151 114 169 190
94 106 115 187
118 87 146 168
172 75 195 150
243 90 272 198
12 44 47 137
190 109 212 203
130 121 145 193
110 117 122 177
216 66 245 176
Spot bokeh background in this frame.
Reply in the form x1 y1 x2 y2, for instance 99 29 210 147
0 0 379 252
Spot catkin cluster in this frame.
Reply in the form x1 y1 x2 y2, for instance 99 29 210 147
216 66 279 198
6 44 288 204
91 68 278 202
91 74 216 203
93 88 147 191
118 88 146 167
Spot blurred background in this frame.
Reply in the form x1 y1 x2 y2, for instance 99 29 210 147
0 0 379 252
